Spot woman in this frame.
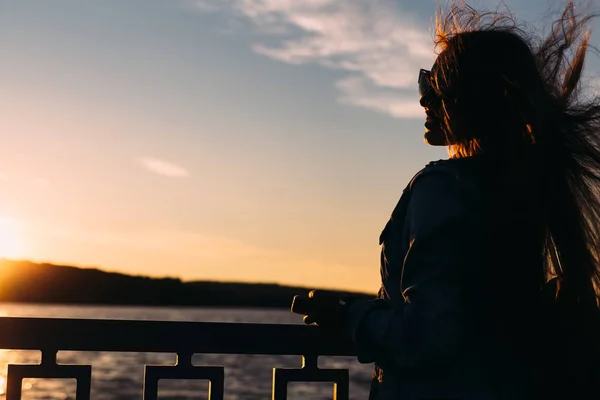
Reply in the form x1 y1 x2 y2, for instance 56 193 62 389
293 2 600 399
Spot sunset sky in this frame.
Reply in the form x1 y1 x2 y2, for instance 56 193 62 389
1 0 599 292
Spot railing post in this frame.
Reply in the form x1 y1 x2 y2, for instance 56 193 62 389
272 354 349 400
6 350 92 400
144 353 224 400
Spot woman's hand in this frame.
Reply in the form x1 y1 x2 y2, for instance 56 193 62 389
291 290 351 328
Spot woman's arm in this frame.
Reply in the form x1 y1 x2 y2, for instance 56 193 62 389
344 167 481 371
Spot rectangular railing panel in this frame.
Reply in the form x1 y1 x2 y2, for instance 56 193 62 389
0 317 357 400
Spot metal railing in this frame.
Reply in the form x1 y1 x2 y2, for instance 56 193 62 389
0 316 356 400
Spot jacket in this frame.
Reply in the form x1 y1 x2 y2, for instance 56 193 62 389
343 158 536 400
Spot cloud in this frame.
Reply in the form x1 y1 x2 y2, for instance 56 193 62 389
190 0 435 119
188 0 222 13
336 76 424 118
137 157 190 178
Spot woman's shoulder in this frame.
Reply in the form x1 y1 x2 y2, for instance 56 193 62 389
408 157 483 192
403 158 486 240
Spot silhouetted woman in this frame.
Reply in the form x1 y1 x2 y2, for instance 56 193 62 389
294 2 600 399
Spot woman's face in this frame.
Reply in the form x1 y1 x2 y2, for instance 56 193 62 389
419 58 449 146
419 50 472 147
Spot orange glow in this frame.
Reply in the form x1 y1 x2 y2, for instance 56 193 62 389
0 218 23 259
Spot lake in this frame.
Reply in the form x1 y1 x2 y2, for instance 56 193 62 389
0 304 374 400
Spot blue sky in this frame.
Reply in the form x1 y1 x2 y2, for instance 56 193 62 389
0 0 598 291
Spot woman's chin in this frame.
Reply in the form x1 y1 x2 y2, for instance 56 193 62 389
424 128 448 146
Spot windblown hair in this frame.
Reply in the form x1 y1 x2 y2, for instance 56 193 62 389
432 1 600 393
433 1 600 301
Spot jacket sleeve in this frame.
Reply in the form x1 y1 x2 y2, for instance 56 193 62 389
344 168 480 371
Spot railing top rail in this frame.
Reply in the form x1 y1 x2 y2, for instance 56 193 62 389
0 317 355 356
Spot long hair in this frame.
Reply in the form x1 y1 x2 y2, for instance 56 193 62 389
432 0 600 393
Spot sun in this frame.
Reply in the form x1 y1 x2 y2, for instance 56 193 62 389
0 218 22 259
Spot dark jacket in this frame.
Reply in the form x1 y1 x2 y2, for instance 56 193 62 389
344 158 538 400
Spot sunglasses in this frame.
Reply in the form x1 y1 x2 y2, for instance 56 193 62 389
418 69 432 97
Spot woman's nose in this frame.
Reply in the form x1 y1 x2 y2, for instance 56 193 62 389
420 91 434 108
419 90 440 109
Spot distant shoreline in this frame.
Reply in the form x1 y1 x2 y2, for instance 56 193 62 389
0 260 373 309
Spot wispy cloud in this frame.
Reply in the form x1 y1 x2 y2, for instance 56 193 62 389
191 0 435 118
137 157 190 178
336 76 424 118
